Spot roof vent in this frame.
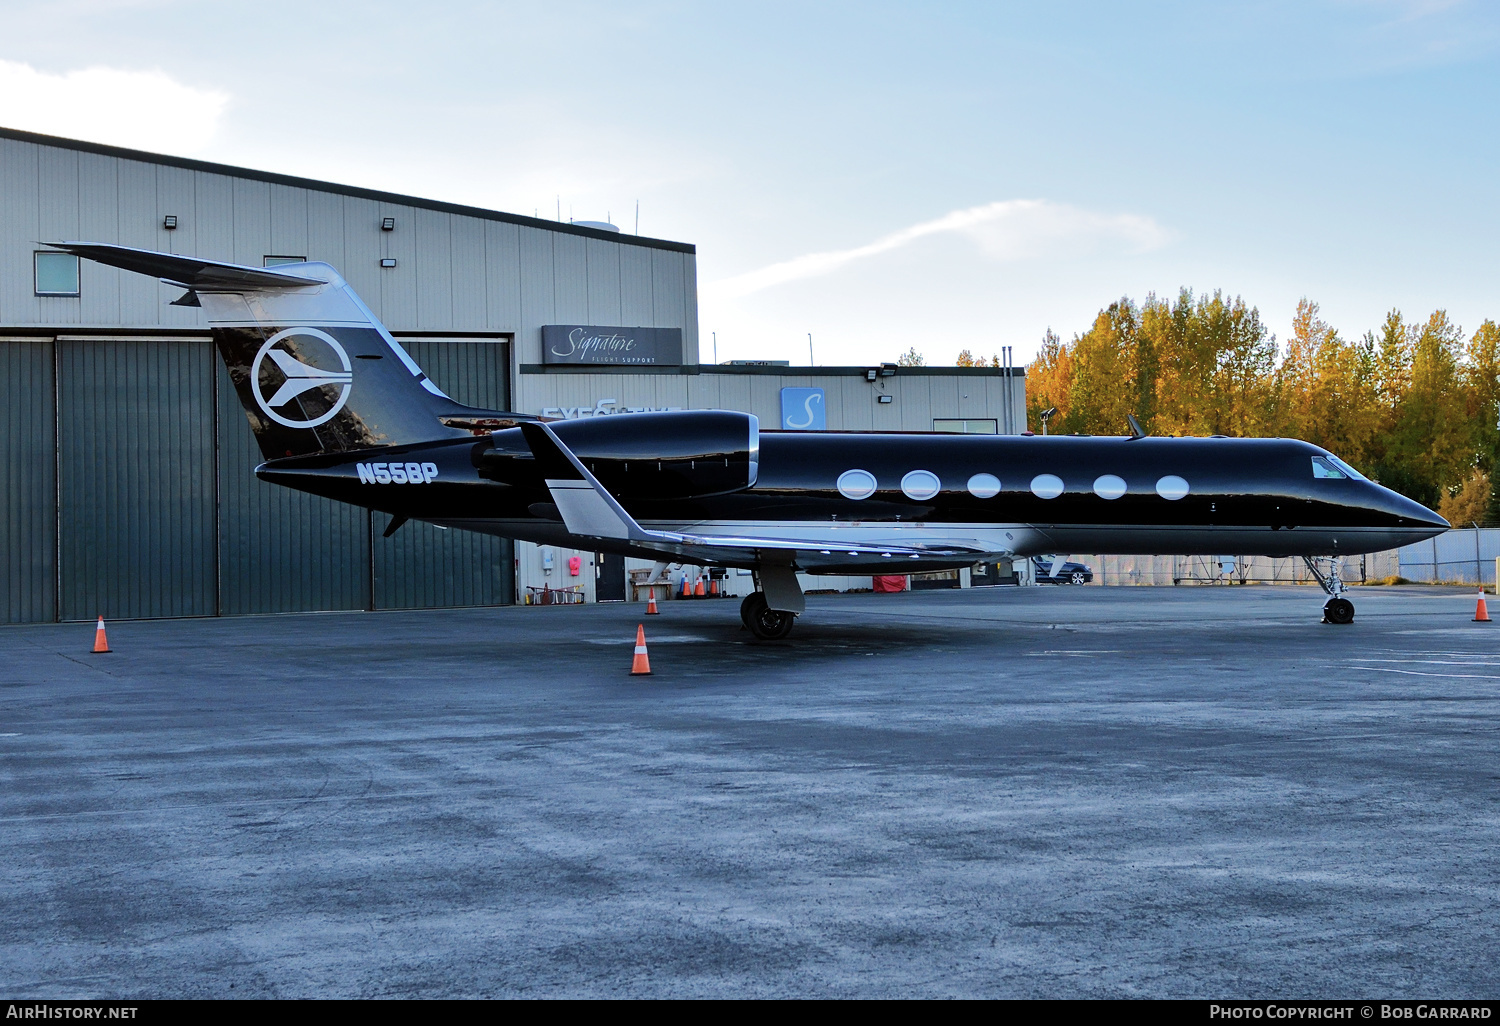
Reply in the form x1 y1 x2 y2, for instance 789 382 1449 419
569 219 619 233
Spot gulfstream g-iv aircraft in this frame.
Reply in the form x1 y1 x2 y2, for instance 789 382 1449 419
52 243 1449 638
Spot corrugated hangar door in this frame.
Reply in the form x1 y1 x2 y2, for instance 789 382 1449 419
57 339 218 621
371 338 514 609
0 340 57 624
216 362 372 616
5 335 513 622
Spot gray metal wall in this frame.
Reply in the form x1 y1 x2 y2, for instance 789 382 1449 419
518 366 1027 433
0 336 512 623
0 130 698 369
1 127 696 623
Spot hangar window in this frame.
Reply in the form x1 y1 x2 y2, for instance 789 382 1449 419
1311 456 1348 479
35 251 80 296
264 255 307 266
933 419 997 434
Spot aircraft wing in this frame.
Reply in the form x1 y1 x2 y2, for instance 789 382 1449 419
517 421 993 565
43 242 327 290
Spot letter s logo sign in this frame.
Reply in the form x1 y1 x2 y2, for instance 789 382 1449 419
780 387 826 430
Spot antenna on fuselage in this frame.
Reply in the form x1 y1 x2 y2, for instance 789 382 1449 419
1127 414 1147 440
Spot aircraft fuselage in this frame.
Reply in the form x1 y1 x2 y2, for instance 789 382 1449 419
258 422 1447 573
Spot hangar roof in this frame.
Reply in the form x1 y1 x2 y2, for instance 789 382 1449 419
0 125 695 255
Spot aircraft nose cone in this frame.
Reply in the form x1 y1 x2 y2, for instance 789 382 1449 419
1379 485 1448 531
1418 505 1451 530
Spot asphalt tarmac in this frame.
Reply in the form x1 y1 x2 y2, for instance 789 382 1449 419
2 584 1498 998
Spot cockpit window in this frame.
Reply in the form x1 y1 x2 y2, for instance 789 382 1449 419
1328 455 1367 481
1312 456 1348 479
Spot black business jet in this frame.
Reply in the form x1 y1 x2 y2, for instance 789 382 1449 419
50 243 1448 637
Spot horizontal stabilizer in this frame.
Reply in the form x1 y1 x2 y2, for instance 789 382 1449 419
44 242 327 291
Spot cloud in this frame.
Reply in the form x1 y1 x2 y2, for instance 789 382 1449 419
704 199 1171 300
0 59 228 154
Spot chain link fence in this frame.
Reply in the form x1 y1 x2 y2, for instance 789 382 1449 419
1064 529 1496 588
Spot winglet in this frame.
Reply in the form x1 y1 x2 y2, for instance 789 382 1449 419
518 422 650 541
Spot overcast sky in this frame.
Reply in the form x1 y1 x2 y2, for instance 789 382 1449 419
1 0 1496 366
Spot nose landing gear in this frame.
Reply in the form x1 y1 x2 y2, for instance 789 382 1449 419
1303 556 1355 624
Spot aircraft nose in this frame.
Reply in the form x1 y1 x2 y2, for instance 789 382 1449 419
1373 482 1449 531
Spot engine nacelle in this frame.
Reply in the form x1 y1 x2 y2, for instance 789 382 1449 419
475 410 759 500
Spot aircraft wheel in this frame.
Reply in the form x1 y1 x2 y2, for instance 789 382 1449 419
1323 597 1355 624
740 592 796 640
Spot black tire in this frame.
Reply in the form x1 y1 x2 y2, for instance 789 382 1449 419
739 592 796 640
1069 571 1087 585
1323 597 1355 624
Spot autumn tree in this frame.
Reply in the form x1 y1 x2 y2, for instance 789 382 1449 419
1276 299 1380 467
1024 291 1496 508
1375 310 1472 507
1026 328 1071 434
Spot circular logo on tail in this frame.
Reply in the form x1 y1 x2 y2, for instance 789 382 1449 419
252 327 353 428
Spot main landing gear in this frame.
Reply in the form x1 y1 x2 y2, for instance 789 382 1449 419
740 565 805 640
741 592 796 640
1303 556 1355 624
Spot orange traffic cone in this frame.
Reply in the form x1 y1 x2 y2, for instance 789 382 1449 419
694 577 706 597
1476 592 1491 622
710 578 720 596
680 576 691 598
630 624 652 675
646 588 659 615
92 616 110 653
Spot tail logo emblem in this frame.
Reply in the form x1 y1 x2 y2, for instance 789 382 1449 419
252 328 354 429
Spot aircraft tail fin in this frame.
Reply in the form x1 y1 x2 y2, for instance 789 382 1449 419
50 242 528 460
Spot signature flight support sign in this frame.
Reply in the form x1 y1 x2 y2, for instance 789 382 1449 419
542 325 684 366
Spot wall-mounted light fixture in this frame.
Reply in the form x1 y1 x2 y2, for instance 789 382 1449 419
880 363 897 377
380 258 397 268
162 215 178 230
865 368 878 382
878 394 894 404
381 217 396 231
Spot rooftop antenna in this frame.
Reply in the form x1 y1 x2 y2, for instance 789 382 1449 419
808 333 814 366
556 196 560 221
635 200 639 235
713 331 718 364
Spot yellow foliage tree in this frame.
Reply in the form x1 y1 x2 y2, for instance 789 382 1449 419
1025 293 1497 507
1439 470 1492 528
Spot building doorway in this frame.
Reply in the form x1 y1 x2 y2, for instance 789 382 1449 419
595 552 626 602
